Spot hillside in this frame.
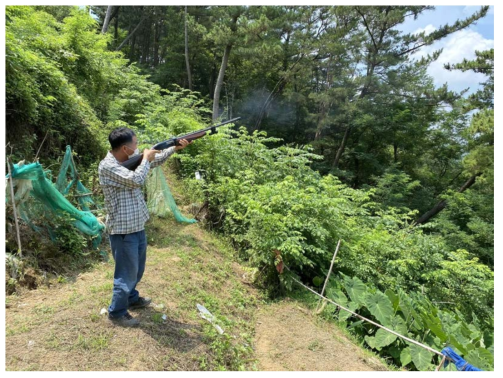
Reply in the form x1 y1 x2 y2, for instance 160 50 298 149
5 171 388 371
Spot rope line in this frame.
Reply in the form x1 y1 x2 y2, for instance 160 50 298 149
284 265 447 359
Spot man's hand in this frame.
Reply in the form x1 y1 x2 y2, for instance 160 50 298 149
175 139 193 151
143 148 160 162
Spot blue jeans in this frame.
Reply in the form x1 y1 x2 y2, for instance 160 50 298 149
108 230 147 318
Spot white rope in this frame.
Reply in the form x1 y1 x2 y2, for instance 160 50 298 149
284 265 446 358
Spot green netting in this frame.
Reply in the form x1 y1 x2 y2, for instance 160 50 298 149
6 147 104 247
56 145 97 212
146 166 197 224
5 147 193 253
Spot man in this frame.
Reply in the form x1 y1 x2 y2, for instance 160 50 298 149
98 127 192 327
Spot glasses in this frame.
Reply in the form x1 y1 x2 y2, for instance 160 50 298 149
123 140 139 149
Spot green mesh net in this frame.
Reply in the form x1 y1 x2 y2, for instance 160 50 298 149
56 146 97 212
146 166 197 224
6 147 194 253
6 146 104 248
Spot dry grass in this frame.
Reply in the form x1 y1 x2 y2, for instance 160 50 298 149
5 166 392 371
6 216 261 371
254 298 389 371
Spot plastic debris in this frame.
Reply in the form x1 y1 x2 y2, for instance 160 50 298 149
28 340 35 347
196 303 224 334
162 314 167 321
441 347 483 371
100 308 108 315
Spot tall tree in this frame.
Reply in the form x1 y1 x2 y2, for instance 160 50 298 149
331 6 489 169
415 49 494 226
101 5 114 34
208 6 246 121
184 6 192 90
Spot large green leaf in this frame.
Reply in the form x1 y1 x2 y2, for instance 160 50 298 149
424 333 443 351
466 348 494 370
374 328 397 348
422 313 447 342
445 336 467 357
329 288 348 306
397 289 422 330
329 289 356 322
340 301 359 322
343 275 368 306
365 291 394 326
385 289 399 312
409 343 433 371
400 347 412 367
313 276 324 286
389 314 408 335
364 335 381 351
388 345 401 360
483 330 494 349
447 326 469 355
347 320 363 330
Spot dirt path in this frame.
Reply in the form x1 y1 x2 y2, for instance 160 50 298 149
254 299 387 371
5 170 388 371
6 217 259 371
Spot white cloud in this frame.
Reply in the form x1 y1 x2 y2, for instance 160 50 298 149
411 28 493 95
413 24 437 36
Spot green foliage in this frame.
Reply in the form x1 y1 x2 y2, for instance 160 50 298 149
6 6 108 164
177 120 492 322
51 212 88 255
5 7 493 372
326 276 494 371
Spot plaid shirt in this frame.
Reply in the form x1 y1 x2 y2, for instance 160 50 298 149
98 147 176 235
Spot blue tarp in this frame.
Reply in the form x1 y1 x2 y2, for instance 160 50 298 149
442 347 483 371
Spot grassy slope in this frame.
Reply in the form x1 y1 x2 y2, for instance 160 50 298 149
5 167 391 371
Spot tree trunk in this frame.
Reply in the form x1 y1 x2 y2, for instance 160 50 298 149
415 173 481 225
141 19 151 65
129 33 136 59
101 6 114 34
153 17 160 67
184 6 193 90
117 14 146 51
314 55 332 141
230 87 234 119
160 43 167 65
209 64 216 99
212 44 232 122
114 7 119 43
333 126 351 168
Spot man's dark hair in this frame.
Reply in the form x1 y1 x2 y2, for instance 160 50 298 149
108 127 136 150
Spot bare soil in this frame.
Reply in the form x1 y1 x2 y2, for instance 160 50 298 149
254 299 387 371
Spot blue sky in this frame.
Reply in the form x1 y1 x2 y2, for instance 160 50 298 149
398 5 494 95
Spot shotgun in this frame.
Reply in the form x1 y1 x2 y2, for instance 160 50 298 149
121 117 241 171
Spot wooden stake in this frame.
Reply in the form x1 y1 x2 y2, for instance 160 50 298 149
435 355 447 371
315 239 341 313
34 130 50 161
7 158 22 257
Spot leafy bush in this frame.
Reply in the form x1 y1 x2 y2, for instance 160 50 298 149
325 274 494 371
174 124 492 322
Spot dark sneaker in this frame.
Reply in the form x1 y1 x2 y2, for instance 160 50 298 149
129 297 152 310
108 312 140 327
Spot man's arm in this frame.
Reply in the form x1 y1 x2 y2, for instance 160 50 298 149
150 146 176 168
99 158 151 189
